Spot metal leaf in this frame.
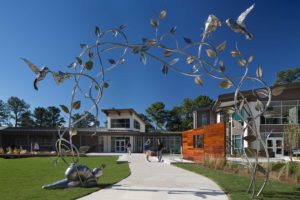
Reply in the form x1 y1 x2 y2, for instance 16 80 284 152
272 86 285 96
248 56 254 63
194 76 203 86
80 44 88 49
219 60 225 72
164 50 173 57
206 49 216 58
76 57 82 65
238 59 247 67
186 56 195 64
230 50 240 57
255 99 264 111
147 39 157 46
103 82 109 88
85 61 93 70
132 47 140 54
69 128 78 137
256 66 263 78
161 64 168 75
159 10 167 20
95 26 101 37
183 36 192 44
243 135 256 142
168 58 179 65
170 26 177 34
219 80 232 89
256 89 269 98
216 41 226 53
60 105 69 113
224 107 234 115
108 59 116 64
150 19 158 27
140 53 146 65
119 24 127 30
72 101 81 110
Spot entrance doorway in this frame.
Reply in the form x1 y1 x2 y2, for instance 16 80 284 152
267 137 283 157
115 139 126 152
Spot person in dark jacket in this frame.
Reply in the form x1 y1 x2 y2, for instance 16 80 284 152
157 139 164 162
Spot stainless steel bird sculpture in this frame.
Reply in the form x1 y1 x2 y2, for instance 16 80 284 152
21 58 50 90
226 4 255 40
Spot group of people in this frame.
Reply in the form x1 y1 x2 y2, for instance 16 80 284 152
142 138 164 162
125 138 164 162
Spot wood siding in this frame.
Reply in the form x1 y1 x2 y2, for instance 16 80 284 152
182 122 225 162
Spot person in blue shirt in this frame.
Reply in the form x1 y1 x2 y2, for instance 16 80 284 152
143 138 151 162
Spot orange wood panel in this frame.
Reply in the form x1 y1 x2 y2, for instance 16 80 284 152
182 123 225 162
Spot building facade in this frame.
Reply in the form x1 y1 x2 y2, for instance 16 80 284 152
0 108 182 154
194 82 300 157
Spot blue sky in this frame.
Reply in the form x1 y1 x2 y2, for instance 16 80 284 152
0 0 299 124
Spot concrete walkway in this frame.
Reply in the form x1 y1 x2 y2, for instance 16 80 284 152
78 154 228 200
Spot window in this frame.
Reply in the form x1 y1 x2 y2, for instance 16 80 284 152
232 134 242 154
134 119 140 130
260 101 300 125
111 118 130 128
193 134 204 148
202 114 208 125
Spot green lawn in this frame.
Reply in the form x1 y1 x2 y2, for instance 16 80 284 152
0 156 130 200
174 163 300 200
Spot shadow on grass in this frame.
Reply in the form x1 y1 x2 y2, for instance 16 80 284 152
259 190 300 200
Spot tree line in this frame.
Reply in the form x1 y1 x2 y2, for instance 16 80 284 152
0 96 98 128
140 95 214 132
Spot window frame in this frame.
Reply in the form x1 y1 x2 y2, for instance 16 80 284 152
193 134 204 149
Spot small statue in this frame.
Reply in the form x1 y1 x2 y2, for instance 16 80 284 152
42 163 105 189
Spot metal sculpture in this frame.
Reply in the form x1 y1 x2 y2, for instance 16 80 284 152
42 163 105 189
23 4 282 198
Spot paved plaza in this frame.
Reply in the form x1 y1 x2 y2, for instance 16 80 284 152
78 154 228 200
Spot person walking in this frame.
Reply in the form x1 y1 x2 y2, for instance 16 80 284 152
126 141 132 155
33 142 39 154
157 139 164 162
143 138 151 162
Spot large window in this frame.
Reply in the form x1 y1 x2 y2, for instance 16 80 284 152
111 118 130 128
194 134 204 148
261 101 300 125
201 114 208 125
134 119 140 130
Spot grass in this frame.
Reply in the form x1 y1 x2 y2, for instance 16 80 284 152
0 156 130 200
174 163 300 200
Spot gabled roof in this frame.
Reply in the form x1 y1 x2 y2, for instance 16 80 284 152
102 108 145 124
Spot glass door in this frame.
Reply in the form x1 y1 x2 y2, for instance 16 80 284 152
267 138 283 157
115 139 126 152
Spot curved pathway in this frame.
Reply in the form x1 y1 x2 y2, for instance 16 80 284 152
78 154 228 200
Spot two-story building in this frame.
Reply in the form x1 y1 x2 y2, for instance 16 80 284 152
192 82 300 158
